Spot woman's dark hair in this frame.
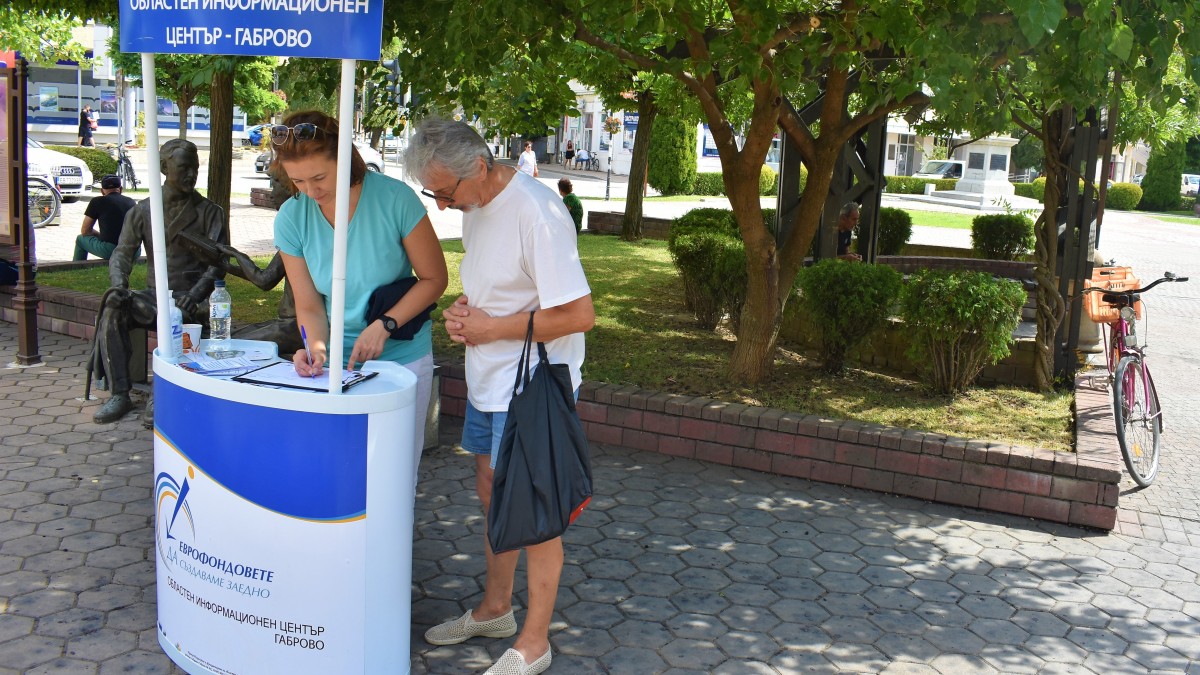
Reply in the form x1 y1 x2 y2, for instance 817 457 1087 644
557 177 574 194
270 110 366 196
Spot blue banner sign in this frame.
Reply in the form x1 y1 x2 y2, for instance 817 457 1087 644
623 112 638 130
120 0 384 60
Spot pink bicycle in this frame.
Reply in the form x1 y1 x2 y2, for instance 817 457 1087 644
1082 267 1189 487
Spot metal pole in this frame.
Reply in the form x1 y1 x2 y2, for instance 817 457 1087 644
327 58 357 394
141 52 175 359
10 59 41 365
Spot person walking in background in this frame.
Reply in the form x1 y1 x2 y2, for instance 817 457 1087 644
558 177 583 232
272 110 447 467
78 105 96 147
564 139 575 166
516 140 539 177
407 118 594 675
73 175 135 261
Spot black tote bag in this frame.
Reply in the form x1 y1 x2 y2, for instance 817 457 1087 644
487 312 593 554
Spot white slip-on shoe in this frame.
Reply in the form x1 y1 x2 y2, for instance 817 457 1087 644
483 647 552 675
424 609 517 646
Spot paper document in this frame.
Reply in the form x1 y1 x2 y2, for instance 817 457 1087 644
177 356 261 377
232 361 378 392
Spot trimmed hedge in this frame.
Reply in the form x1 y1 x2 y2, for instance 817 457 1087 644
884 176 958 194
648 115 698 196
760 165 778 196
971 213 1035 261
46 145 117 181
667 206 776 330
694 173 725 196
1013 182 1036 200
899 270 1025 394
1106 182 1143 211
794 259 902 374
855 207 913 257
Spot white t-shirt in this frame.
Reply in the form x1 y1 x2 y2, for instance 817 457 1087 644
516 149 538 176
460 171 591 411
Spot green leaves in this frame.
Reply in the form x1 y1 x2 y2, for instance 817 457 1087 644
1106 24 1134 61
1014 0 1067 44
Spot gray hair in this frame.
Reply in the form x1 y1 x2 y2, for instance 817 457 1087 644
404 118 494 182
839 202 860 218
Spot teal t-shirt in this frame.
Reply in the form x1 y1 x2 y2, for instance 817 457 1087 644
274 170 432 367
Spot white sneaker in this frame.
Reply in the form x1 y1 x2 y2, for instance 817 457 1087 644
423 609 517 646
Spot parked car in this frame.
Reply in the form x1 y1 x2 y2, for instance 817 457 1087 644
27 138 93 203
912 159 965 180
1182 173 1199 196
243 124 269 147
1132 173 1145 186
255 140 383 174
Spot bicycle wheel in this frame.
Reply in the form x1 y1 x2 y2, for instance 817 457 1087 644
1113 355 1161 487
26 177 60 228
121 158 139 190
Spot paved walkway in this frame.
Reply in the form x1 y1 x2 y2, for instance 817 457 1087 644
4 198 1200 673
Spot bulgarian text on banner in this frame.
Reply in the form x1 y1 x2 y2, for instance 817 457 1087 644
120 0 383 60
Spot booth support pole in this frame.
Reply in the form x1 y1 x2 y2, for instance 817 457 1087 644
327 58 357 393
141 52 175 359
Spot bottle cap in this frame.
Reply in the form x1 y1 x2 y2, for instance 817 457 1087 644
214 279 226 287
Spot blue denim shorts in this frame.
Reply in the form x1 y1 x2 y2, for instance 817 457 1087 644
461 402 508 470
462 390 578 470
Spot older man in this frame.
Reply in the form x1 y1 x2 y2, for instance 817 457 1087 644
837 202 863 261
408 119 594 675
91 139 228 424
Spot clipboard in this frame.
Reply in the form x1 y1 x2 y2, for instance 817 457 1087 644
232 361 379 392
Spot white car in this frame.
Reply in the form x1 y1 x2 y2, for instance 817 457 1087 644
255 141 384 174
27 138 93 203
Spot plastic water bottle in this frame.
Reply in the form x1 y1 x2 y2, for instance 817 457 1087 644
207 280 234 357
168 296 184 357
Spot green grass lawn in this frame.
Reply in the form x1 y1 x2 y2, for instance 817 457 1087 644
38 236 1071 450
1145 212 1200 226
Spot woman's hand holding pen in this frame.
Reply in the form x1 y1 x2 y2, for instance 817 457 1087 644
293 346 326 377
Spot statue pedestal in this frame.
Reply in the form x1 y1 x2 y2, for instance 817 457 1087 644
948 136 1019 206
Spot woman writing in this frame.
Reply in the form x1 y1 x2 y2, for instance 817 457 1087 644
272 110 448 458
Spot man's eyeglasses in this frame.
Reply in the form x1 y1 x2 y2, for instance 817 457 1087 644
270 123 323 145
420 178 463 204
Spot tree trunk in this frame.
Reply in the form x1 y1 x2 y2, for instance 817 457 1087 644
726 160 778 383
177 90 196 140
1032 110 1068 391
621 91 657 241
207 68 234 231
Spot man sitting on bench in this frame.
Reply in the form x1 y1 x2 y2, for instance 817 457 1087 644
574 148 590 170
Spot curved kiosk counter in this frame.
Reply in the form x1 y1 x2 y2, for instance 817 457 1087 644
152 340 417 674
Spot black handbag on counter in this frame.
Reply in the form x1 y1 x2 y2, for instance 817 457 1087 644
487 312 593 554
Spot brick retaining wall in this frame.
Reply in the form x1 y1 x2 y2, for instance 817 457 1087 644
436 363 1120 530
3 283 1122 529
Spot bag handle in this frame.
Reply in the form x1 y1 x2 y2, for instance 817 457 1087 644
511 311 536 396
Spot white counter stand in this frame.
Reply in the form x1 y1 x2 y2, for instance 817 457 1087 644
152 339 416 674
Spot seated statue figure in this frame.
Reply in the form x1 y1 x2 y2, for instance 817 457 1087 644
175 231 302 357
89 138 229 424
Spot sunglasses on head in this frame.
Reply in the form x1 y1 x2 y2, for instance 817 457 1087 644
270 123 323 145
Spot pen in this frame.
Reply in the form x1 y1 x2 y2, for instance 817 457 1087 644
300 325 316 378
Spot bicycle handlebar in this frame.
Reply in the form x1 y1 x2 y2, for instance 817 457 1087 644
1081 273 1189 298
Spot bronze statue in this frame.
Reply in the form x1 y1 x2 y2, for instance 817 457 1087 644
176 231 302 356
89 138 229 424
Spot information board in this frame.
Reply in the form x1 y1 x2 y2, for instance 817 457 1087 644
120 0 384 60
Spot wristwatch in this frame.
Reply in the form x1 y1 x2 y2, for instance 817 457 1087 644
381 316 399 333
